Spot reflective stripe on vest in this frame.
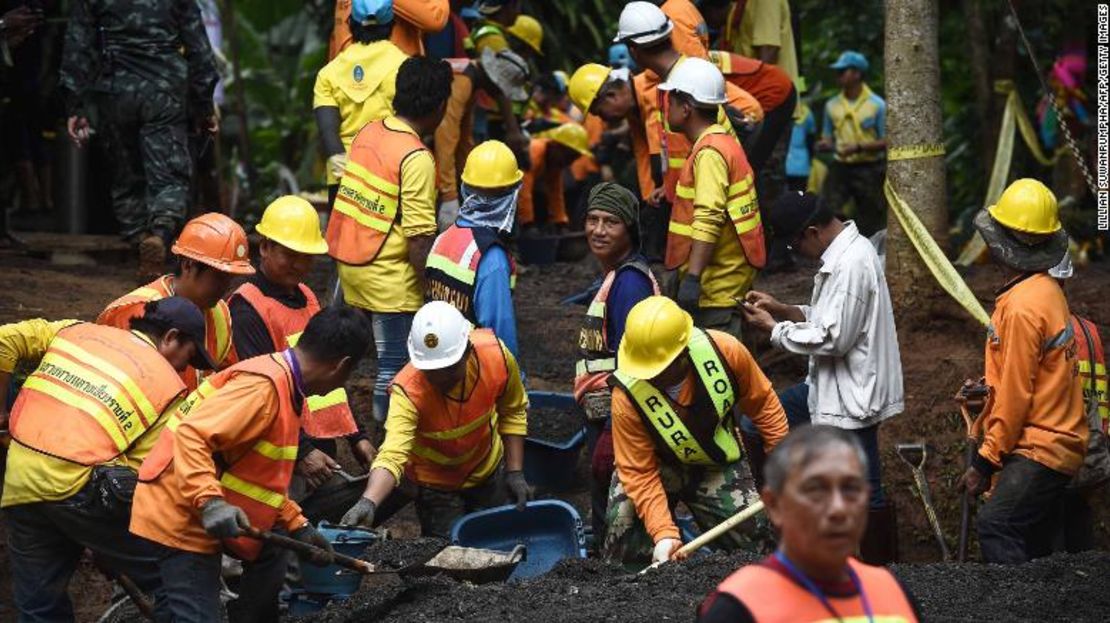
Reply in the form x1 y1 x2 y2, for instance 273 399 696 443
425 225 517 325
326 120 425 265
1075 315 1110 430
9 324 186 466
611 329 741 465
390 329 510 489
666 128 766 270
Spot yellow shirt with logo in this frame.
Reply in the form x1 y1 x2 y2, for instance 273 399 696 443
337 117 439 313
0 319 177 507
821 83 887 164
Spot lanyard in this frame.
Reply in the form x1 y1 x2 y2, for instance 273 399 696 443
281 348 306 400
774 551 874 623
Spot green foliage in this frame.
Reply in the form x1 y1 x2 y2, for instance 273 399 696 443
525 0 623 72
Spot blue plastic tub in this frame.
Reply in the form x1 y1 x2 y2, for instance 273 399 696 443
450 500 587 580
525 391 585 491
299 523 376 595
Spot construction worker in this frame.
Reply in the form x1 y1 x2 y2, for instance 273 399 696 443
706 50 796 176
817 51 889 237
574 182 660 543
131 306 373 621
434 50 531 228
314 0 408 204
341 301 531 537
697 426 921 623
786 79 818 192
227 197 375 510
0 297 215 620
465 0 520 56
659 58 765 339
741 192 904 564
958 179 1087 564
520 123 593 231
59 0 218 281
426 141 523 361
652 0 709 58
98 213 255 391
702 0 799 82
604 296 788 565
329 0 449 59
506 13 543 58
326 56 453 422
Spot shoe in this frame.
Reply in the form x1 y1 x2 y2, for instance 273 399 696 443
138 234 166 283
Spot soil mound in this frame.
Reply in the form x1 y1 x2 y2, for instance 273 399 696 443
528 407 584 444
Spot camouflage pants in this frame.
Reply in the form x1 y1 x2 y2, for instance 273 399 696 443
602 459 763 565
96 89 191 239
822 160 887 237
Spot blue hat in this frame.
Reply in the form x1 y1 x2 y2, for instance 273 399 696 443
830 50 869 72
460 6 480 19
351 0 394 26
609 43 634 70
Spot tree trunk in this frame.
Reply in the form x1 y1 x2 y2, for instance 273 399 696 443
883 0 948 323
988 2 1017 173
963 0 993 171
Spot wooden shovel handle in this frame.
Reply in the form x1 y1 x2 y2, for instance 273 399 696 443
244 526 376 574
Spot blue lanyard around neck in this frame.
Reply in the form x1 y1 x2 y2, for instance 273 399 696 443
774 550 874 623
282 348 306 399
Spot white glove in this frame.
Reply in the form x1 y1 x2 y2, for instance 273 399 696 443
328 153 349 180
652 537 681 564
437 198 460 231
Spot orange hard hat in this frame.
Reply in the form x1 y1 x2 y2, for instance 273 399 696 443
171 213 255 275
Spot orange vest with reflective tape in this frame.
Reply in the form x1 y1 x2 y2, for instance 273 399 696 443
390 329 509 490
717 558 918 622
666 128 766 270
1074 314 1109 433
228 282 358 439
425 225 517 325
97 275 233 391
10 323 187 466
327 119 427 265
139 354 301 561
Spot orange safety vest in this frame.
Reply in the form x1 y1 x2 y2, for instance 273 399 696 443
9 323 187 466
97 275 233 391
1074 314 1109 433
228 282 358 439
573 257 659 403
326 119 427 265
139 353 301 561
425 225 517 326
666 128 766 270
708 50 795 113
389 329 509 490
716 558 919 622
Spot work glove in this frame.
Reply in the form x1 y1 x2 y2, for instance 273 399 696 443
292 523 336 567
341 497 376 528
200 498 250 539
652 537 682 564
327 153 349 180
676 273 702 312
437 198 460 231
505 470 532 511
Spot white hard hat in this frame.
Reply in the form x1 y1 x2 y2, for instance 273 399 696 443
658 57 728 105
407 301 474 370
613 1 673 46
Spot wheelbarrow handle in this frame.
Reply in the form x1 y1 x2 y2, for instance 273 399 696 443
244 526 376 574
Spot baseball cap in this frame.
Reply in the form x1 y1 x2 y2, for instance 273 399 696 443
767 191 822 242
145 296 218 370
830 51 869 72
351 0 394 26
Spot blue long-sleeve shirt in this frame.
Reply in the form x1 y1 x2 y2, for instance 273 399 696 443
605 255 656 351
457 218 521 366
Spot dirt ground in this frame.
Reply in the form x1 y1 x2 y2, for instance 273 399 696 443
0 246 1107 621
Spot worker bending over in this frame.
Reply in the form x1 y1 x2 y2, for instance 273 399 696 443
605 296 787 565
697 426 921 623
131 307 373 621
327 56 452 422
341 302 532 538
574 183 659 543
651 0 709 58
1 298 214 620
659 58 765 340
958 179 1087 563
466 0 520 55
426 141 524 362
99 213 255 390
520 123 592 232
228 197 375 513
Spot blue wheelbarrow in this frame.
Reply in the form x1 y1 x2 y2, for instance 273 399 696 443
451 500 587 581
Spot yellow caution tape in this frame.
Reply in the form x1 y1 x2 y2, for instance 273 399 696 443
884 180 992 327
888 143 946 162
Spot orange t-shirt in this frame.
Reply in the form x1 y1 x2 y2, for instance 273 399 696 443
611 330 788 543
519 139 568 226
661 0 709 58
329 0 450 59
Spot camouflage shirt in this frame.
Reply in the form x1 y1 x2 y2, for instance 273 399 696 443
59 0 217 116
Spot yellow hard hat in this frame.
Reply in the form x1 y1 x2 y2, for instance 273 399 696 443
568 63 612 114
617 296 693 380
507 15 543 56
461 140 524 189
255 196 329 255
544 123 591 157
987 178 1061 235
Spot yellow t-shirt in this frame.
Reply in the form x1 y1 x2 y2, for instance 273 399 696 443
683 127 756 308
338 117 438 313
372 340 528 488
732 0 799 83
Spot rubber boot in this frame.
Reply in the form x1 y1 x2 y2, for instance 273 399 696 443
859 501 899 565
740 430 768 491
137 231 168 283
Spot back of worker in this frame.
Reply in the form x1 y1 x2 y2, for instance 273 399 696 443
659 0 709 57
1073 314 1108 433
520 124 593 229
330 0 449 58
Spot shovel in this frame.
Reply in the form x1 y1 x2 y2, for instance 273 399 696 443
640 499 765 574
955 381 989 562
896 443 951 561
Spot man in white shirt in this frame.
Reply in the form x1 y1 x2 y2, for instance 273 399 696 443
740 191 903 564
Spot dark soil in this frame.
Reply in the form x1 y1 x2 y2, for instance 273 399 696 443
528 407 585 444
361 537 448 571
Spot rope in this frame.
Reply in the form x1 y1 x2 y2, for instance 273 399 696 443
1005 0 1098 198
